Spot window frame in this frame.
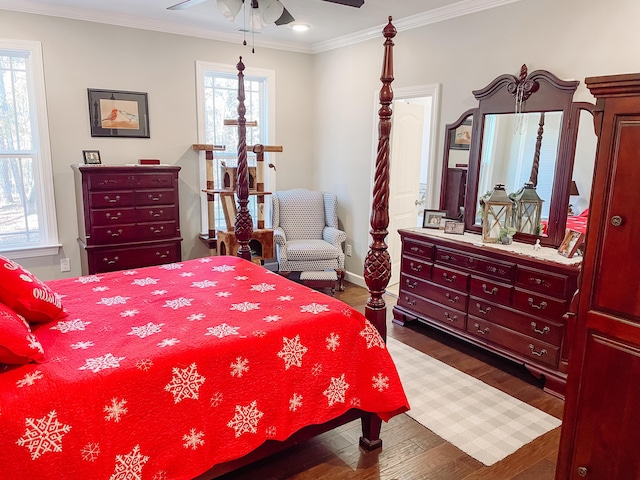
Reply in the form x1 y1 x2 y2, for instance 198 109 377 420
0 38 59 259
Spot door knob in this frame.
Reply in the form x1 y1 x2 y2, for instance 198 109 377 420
577 466 588 477
611 215 623 227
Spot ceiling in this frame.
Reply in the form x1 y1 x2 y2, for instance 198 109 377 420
0 0 520 54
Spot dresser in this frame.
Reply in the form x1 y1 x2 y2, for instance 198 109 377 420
393 228 580 398
556 73 640 479
73 165 182 274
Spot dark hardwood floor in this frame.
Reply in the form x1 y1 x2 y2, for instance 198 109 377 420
216 282 564 480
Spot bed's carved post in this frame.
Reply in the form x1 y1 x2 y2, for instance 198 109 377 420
360 16 396 453
234 56 253 261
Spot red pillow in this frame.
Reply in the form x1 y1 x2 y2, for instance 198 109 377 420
0 255 65 324
0 303 45 364
578 208 589 218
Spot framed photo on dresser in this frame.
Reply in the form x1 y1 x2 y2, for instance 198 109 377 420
82 150 101 165
558 229 583 258
423 210 446 228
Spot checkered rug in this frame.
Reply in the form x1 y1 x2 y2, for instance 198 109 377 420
387 337 562 466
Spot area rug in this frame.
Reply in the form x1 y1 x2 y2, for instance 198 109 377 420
386 337 562 466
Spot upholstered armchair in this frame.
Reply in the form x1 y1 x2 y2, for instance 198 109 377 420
272 188 346 290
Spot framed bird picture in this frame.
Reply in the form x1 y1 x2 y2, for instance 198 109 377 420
87 89 150 138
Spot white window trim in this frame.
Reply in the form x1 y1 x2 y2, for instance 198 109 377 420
0 38 60 258
194 60 276 235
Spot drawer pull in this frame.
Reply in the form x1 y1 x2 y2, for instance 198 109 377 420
404 296 417 306
482 284 498 295
475 303 491 315
409 262 422 272
148 194 163 201
104 179 117 184
105 212 122 220
531 322 550 335
156 251 170 259
104 195 121 203
410 246 422 254
107 229 123 238
529 276 550 288
441 254 451 260
474 323 490 335
444 312 458 322
528 344 548 357
405 279 418 289
150 210 164 218
486 266 497 273
445 293 459 303
528 297 548 310
150 226 164 234
442 272 456 283
104 256 119 265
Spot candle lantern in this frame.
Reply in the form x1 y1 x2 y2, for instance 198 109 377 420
482 183 513 243
513 181 543 235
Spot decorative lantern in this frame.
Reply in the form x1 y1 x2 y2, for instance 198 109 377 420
482 183 513 243
513 181 543 235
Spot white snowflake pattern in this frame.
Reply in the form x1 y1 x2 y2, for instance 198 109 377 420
230 357 249 377
16 410 72 459
92 286 110 292
265 426 277 437
165 363 206 403
350 397 362 407
110 444 149 480
51 319 91 333
216 291 232 297
27 334 44 353
158 338 179 348
136 359 153 371
153 471 168 480
71 341 95 350
205 323 240 338
131 277 159 286
300 303 330 315
312 363 323 376
159 263 183 270
122 270 138 275
104 398 128 422
128 322 164 339
359 322 386 349
341 308 353 317
97 296 130 307
150 290 168 295
372 373 390 392
81 442 100 462
278 295 294 301
326 332 340 351
262 315 281 323
323 374 350 406
76 275 102 284
212 264 235 273
198 257 213 263
78 353 125 373
120 309 139 318
191 279 217 288
227 401 264 438
187 313 205 321
16 370 43 388
253 330 266 338
182 428 205 450
230 301 260 313
250 283 276 293
163 297 193 310
277 335 308 370
210 392 224 407
289 393 303 412
234 276 248 281
179 272 194 278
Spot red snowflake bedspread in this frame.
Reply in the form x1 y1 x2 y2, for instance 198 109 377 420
0 257 408 480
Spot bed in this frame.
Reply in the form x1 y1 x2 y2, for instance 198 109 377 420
0 17 406 480
541 208 589 236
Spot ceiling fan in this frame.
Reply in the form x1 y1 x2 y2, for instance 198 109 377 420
167 0 365 27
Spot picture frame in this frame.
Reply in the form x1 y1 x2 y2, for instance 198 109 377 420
82 150 101 165
558 229 583 258
423 210 447 229
444 220 465 235
88 89 150 138
449 119 472 150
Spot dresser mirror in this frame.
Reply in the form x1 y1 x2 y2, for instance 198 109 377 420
440 65 596 248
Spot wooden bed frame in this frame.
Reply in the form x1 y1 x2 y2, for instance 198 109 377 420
197 16 398 479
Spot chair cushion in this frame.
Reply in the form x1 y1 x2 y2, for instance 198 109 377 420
284 239 341 261
275 189 325 240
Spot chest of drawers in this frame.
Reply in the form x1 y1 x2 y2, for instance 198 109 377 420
393 228 580 398
73 165 182 274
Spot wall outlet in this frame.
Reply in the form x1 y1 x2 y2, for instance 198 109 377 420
346 244 352 257
60 258 70 272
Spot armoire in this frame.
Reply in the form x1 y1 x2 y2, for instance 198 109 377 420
556 73 640 478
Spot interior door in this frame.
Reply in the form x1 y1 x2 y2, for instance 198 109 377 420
388 101 425 286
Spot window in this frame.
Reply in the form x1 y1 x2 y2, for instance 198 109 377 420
195 61 276 234
0 39 59 258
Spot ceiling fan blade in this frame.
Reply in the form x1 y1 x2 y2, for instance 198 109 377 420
322 0 364 7
274 6 295 25
167 0 208 10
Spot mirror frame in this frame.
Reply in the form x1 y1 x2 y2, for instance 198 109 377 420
456 66 585 248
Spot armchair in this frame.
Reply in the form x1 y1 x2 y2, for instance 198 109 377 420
272 189 346 290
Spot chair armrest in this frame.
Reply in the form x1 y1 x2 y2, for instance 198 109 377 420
323 226 346 248
273 227 287 246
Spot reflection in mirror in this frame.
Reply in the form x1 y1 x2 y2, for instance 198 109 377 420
474 111 563 234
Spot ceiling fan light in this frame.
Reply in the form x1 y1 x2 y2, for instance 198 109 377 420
217 0 242 21
250 8 268 30
290 23 310 32
259 0 285 24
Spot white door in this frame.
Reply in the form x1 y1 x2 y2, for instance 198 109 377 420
388 101 425 286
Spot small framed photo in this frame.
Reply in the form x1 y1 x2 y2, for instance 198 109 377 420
449 119 472 151
444 220 465 235
558 229 583 258
423 210 447 229
82 150 101 165
88 89 150 138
